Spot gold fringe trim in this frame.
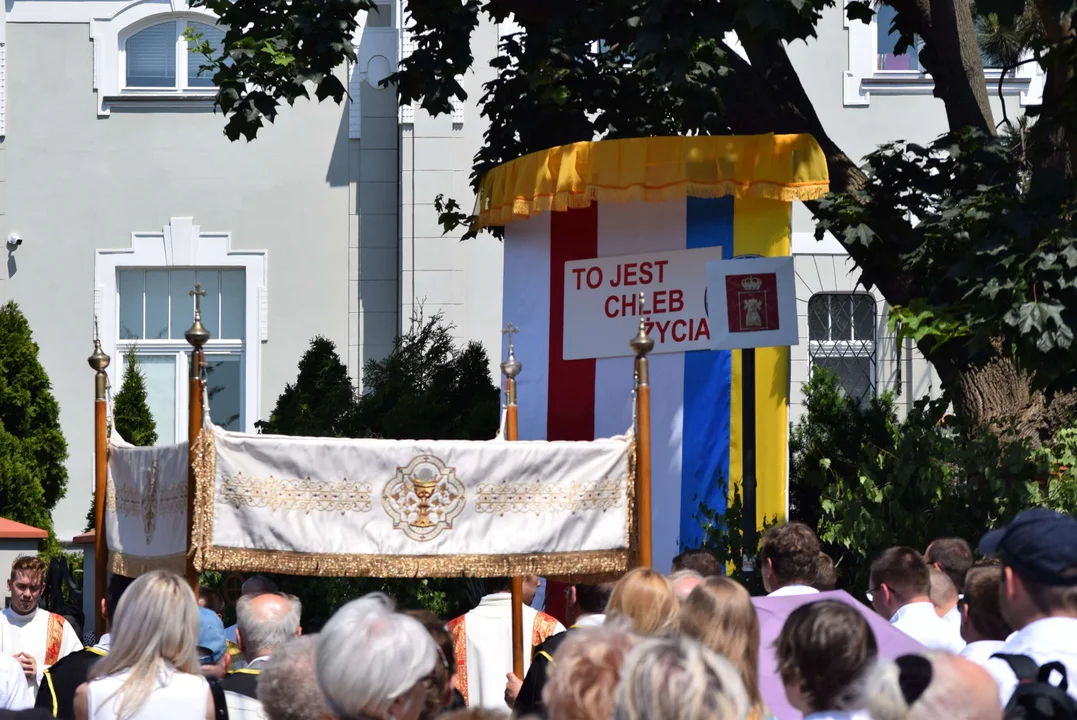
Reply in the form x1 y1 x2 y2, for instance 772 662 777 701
109 551 187 577
190 427 218 573
477 180 829 229
196 546 633 579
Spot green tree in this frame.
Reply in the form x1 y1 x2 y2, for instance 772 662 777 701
85 352 159 531
789 369 1077 594
0 302 69 540
190 0 1077 442
113 353 158 446
353 313 500 441
256 336 357 437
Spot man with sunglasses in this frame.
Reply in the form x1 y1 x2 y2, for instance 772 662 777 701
0 556 82 697
868 546 965 653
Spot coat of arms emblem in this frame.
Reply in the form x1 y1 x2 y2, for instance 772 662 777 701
382 455 466 542
725 273 780 333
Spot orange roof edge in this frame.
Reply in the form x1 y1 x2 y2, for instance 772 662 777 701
0 517 48 540
72 530 95 545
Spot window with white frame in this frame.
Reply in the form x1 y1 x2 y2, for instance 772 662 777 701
875 4 920 71
876 4 1003 72
116 268 245 442
844 0 1043 107
808 293 877 404
123 20 224 90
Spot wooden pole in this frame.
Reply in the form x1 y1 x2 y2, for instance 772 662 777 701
184 284 211 596
501 324 525 679
630 293 654 569
88 340 110 637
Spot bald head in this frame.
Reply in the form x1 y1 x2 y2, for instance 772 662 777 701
237 592 302 660
865 652 1001 720
929 567 959 618
669 570 703 602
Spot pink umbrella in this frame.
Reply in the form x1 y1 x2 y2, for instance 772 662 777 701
751 590 925 720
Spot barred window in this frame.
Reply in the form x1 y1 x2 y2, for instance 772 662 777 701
808 293 876 404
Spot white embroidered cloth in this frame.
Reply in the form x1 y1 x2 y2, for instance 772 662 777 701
106 434 189 576
192 425 634 577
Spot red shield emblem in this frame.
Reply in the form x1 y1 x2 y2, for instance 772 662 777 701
725 273 780 333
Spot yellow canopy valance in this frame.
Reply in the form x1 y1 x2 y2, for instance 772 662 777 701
475 134 830 229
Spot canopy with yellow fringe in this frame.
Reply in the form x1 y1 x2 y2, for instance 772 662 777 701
493 133 830 575
476 133 829 229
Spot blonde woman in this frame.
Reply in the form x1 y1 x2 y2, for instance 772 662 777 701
679 578 775 720
74 570 213 720
604 568 678 636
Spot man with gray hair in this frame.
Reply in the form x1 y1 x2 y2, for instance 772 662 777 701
257 636 334 720
224 593 302 700
864 651 1001 720
669 570 704 603
317 593 437 720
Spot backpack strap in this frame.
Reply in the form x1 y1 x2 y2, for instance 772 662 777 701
1039 661 1071 691
992 653 1042 684
206 676 230 720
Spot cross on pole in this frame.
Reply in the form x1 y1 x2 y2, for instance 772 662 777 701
502 322 520 348
189 283 207 317
500 323 522 380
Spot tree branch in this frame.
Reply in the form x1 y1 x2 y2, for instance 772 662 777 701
918 0 996 133
712 40 915 309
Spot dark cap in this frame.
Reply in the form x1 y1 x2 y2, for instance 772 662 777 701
980 508 1077 586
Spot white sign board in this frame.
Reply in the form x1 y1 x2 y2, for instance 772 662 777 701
563 247 724 360
706 256 799 350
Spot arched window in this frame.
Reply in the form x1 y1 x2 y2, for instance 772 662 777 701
807 293 877 404
124 19 225 89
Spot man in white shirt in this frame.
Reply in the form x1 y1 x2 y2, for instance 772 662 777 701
760 522 822 597
869 546 965 653
925 537 973 634
929 566 961 629
958 561 1012 667
980 508 1077 705
448 576 565 709
0 556 82 695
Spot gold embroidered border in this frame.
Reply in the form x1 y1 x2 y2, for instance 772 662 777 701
191 427 218 572
474 476 625 515
107 478 187 517
191 425 642 578
196 546 632 578
109 551 187 577
219 474 374 513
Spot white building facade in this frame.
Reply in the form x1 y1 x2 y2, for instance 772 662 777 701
0 0 1038 541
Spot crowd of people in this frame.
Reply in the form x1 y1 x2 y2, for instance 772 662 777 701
0 506 1075 719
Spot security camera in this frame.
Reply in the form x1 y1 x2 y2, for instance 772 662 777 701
6 233 22 249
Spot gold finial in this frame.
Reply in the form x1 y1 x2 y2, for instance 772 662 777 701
184 283 210 349
629 292 654 357
88 337 110 401
87 338 110 373
500 323 522 379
